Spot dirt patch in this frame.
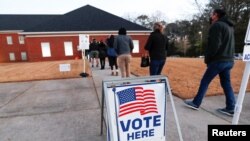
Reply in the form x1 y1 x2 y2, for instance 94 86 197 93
130 57 250 99
0 58 248 99
0 59 91 83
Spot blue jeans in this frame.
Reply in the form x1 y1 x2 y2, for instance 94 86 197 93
192 61 235 110
150 59 166 75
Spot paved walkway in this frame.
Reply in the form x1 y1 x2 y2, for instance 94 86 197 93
0 64 249 141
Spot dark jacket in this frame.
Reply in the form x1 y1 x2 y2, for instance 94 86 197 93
89 41 99 51
98 42 107 58
205 16 235 64
144 30 168 60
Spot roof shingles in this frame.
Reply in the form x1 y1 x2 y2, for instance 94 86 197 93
0 5 150 32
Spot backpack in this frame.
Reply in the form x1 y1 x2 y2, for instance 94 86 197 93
107 47 117 57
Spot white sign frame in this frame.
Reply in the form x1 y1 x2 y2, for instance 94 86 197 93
101 76 183 141
245 19 250 44
232 18 250 124
243 45 250 61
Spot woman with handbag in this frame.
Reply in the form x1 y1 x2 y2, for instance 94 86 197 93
144 22 169 75
106 35 119 76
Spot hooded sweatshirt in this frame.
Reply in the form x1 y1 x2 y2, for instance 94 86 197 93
205 16 235 64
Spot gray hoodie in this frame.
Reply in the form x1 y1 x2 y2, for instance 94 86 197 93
113 35 134 55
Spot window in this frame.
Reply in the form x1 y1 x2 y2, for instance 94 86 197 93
6 36 13 45
19 36 25 44
132 40 139 53
21 52 27 60
41 42 51 57
9 53 15 61
64 42 73 56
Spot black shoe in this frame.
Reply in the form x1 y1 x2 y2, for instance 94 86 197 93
217 108 234 117
184 100 199 110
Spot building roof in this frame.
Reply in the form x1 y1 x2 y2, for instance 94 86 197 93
0 5 150 32
0 15 59 31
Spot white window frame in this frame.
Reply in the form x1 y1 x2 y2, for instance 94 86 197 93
6 36 13 45
21 52 27 60
64 41 73 56
9 52 15 61
19 36 25 44
41 42 51 57
132 40 139 53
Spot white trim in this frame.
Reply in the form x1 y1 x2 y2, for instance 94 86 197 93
21 30 151 37
0 30 23 33
21 30 151 34
25 32 150 37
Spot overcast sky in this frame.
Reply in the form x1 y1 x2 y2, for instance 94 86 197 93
0 0 208 22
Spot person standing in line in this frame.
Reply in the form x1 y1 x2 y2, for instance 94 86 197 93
113 27 134 78
89 38 99 67
106 35 119 76
144 22 168 75
98 40 107 70
184 9 236 117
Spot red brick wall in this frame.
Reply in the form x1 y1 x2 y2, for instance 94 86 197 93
0 33 27 63
0 33 149 62
26 36 82 62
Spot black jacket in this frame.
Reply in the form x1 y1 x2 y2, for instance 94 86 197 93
205 16 235 64
144 30 168 60
98 42 107 58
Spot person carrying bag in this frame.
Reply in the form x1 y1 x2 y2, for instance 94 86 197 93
140 54 150 67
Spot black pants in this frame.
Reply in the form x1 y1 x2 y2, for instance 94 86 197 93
108 56 118 70
99 57 106 69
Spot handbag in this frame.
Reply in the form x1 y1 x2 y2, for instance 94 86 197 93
140 56 150 67
107 47 117 57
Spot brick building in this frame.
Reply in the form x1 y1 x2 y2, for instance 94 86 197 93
0 5 151 62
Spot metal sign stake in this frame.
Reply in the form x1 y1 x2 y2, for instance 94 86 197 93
232 62 250 124
232 19 250 124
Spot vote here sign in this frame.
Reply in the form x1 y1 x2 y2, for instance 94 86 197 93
105 82 166 141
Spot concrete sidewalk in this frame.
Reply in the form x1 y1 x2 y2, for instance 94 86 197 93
0 65 249 141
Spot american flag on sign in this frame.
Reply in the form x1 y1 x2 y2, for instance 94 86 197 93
116 87 158 117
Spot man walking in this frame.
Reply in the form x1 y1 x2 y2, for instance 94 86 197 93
184 9 236 117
